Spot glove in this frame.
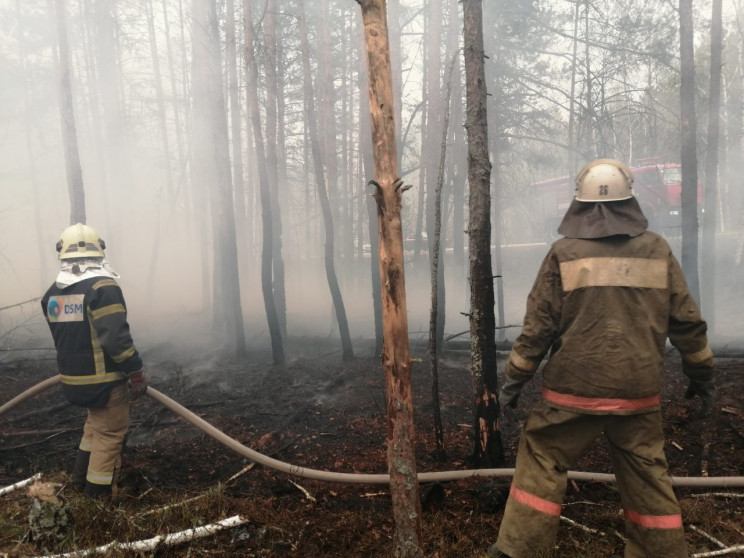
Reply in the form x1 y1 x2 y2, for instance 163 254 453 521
684 378 715 417
498 376 528 412
128 369 148 401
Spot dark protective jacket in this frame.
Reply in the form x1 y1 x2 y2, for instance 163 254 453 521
42 277 142 407
505 230 714 414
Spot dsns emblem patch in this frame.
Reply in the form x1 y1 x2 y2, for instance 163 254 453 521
47 295 85 323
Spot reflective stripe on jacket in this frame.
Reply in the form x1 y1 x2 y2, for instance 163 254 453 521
42 277 142 407
506 231 713 414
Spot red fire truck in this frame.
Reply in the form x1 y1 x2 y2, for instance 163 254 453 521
535 160 701 240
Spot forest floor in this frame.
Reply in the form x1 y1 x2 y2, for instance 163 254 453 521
1 336 744 557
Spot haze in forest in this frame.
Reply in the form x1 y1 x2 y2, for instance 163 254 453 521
1 0 743 355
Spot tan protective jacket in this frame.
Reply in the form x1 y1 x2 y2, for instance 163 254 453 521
506 230 714 414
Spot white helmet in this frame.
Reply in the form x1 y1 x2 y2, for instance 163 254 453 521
575 159 634 202
56 223 106 260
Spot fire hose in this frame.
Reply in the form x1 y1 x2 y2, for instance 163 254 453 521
3 375 744 488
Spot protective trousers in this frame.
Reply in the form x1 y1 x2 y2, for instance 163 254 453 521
495 401 687 558
78 383 129 492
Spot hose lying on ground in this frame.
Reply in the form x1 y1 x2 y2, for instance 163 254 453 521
3 375 744 488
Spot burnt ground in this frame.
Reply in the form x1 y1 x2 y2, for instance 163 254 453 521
1 337 744 557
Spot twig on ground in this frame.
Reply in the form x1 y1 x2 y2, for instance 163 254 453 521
289 479 316 502
2 428 71 437
35 514 247 558
560 514 604 535
136 462 255 517
690 492 744 499
0 473 42 496
226 463 255 484
691 545 744 557
688 524 726 549
0 429 79 451
134 493 209 518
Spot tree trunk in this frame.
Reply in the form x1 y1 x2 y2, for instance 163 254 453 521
423 0 445 348
429 53 458 462
583 0 594 159
17 0 49 289
679 0 701 303
226 0 247 260
244 0 284 365
298 1 354 362
145 0 172 299
356 29 383 356
264 0 288 338
53 0 86 225
191 0 246 357
567 0 580 177
357 1 423 556
463 0 503 468
94 0 126 231
448 0 466 269
702 0 722 332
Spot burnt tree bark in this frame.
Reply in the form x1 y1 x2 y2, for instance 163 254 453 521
463 0 504 468
356 29 384 357
357 0 423 556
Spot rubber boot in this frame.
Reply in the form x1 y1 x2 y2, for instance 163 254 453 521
71 450 91 492
84 481 112 499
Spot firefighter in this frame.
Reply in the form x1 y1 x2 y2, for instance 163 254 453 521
41 223 147 499
487 159 715 558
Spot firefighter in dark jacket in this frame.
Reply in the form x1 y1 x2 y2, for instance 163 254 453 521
487 159 715 558
41 223 148 498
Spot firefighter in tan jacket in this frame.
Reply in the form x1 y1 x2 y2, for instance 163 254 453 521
42 224 148 499
488 160 715 558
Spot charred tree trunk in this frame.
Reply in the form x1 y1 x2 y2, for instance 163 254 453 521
357 1 423 556
702 0 722 332
424 0 445 348
264 0 288 338
191 0 246 357
298 2 354 362
463 0 503 468
429 53 458 462
244 0 284 365
680 0 701 303
53 0 86 225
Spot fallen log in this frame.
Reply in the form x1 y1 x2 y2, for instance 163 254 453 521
35 514 247 558
0 472 42 496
